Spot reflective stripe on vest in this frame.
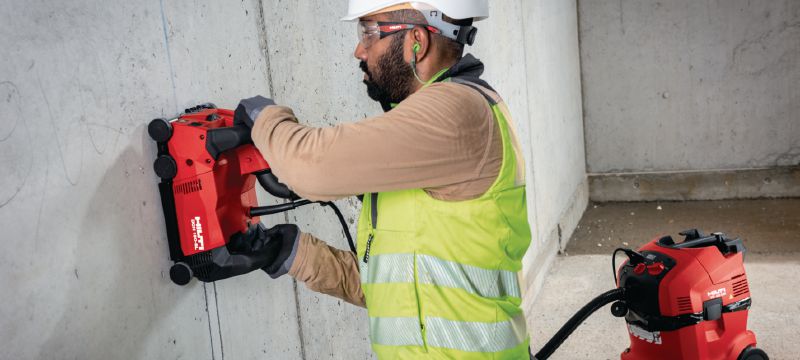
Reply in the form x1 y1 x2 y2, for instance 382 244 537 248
370 312 528 353
361 253 521 299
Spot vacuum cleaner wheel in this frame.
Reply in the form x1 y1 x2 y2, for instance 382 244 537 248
738 347 769 360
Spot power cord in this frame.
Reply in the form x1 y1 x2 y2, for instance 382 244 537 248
612 247 646 286
320 201 356 254
249 200 356 254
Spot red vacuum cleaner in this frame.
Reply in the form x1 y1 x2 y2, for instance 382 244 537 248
148 103 353 285
534 229 768 360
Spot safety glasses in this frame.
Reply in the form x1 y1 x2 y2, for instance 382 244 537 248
357 21 442 49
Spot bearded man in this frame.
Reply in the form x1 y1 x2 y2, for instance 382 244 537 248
233 1 533 358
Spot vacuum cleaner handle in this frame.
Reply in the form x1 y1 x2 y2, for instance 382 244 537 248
658 229 745 255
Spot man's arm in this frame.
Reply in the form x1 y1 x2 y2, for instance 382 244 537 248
289 232 366 307
250 82 495 201
250 82 497 304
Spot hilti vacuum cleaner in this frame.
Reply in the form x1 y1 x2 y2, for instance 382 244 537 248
533 229 768 360
147 103 354 285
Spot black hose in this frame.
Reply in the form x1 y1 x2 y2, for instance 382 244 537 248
321 202 356 254
249 200 313 216
533 288 625 360
250 200 356 254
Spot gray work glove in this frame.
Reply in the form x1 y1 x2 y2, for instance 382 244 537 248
227 223 300 279
234 95 277 128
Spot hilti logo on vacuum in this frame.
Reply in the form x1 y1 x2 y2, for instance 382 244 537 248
190 216 205 250
708 287 727 299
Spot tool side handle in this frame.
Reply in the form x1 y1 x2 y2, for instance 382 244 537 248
255 170 299 200
205 125 252 159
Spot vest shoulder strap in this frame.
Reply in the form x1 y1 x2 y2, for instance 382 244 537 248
449 77 499 106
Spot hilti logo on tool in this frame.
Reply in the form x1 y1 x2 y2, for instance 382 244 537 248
191 216 205 251
707 287 727 299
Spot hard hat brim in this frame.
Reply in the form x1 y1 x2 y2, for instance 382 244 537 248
340 4 391 22
341 1 489 22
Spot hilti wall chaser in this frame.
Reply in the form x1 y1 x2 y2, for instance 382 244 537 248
534 229 768 360
148 103 353 285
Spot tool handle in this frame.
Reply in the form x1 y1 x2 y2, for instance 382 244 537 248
205 124 252 159
255 170 299 200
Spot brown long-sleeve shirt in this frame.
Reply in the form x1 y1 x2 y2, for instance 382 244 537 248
251 82 504 307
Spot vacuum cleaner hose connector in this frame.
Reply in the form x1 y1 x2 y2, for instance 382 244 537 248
533 288 625 360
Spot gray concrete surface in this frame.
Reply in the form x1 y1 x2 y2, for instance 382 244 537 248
1 0 587 359
589 166 800 202
527 199 800 359
579 0 800 174
514 0 589 291
0 0 300 359
568 199 800 255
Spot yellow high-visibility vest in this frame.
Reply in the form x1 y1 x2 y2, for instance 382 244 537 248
357 78 532 359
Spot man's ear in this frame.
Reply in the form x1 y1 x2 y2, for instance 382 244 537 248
409 27 431 62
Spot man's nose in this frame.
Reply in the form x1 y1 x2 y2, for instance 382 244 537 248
354 42 367 61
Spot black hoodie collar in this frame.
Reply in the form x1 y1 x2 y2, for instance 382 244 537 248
437 54 495 92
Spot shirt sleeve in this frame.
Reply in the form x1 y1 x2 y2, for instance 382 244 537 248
250 82 495 201
289 232 366 308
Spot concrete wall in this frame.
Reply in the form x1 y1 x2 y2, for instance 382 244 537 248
580 0 800 175
0 1 304 359
501 0 588 302
0 0 586 358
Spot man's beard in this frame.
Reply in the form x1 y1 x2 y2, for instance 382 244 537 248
360 34 415 109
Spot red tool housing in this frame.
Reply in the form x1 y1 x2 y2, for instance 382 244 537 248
149 105 279 285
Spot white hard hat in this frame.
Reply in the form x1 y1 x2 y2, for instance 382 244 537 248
341 0 489 22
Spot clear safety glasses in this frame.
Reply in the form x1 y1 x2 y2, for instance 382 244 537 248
357 20 442 49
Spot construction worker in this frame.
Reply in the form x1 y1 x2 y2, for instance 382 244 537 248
232 1 532 358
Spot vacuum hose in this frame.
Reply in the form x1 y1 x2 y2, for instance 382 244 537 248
533 288 625 360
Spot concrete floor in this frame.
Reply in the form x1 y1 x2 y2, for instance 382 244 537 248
526 199 800 360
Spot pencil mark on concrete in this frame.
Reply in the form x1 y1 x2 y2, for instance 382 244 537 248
159 0 179 113
0 182 25 209
0 154 32 208
37 75 83 186
282 199 307 359
0 81 34 209
618 0 626 35
79 55 113 155
0 81 21 142
254 0 277 98
292 278 307 360
203 283 217 360
82 122 124 134
213 282 225 360
731 20 800 75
